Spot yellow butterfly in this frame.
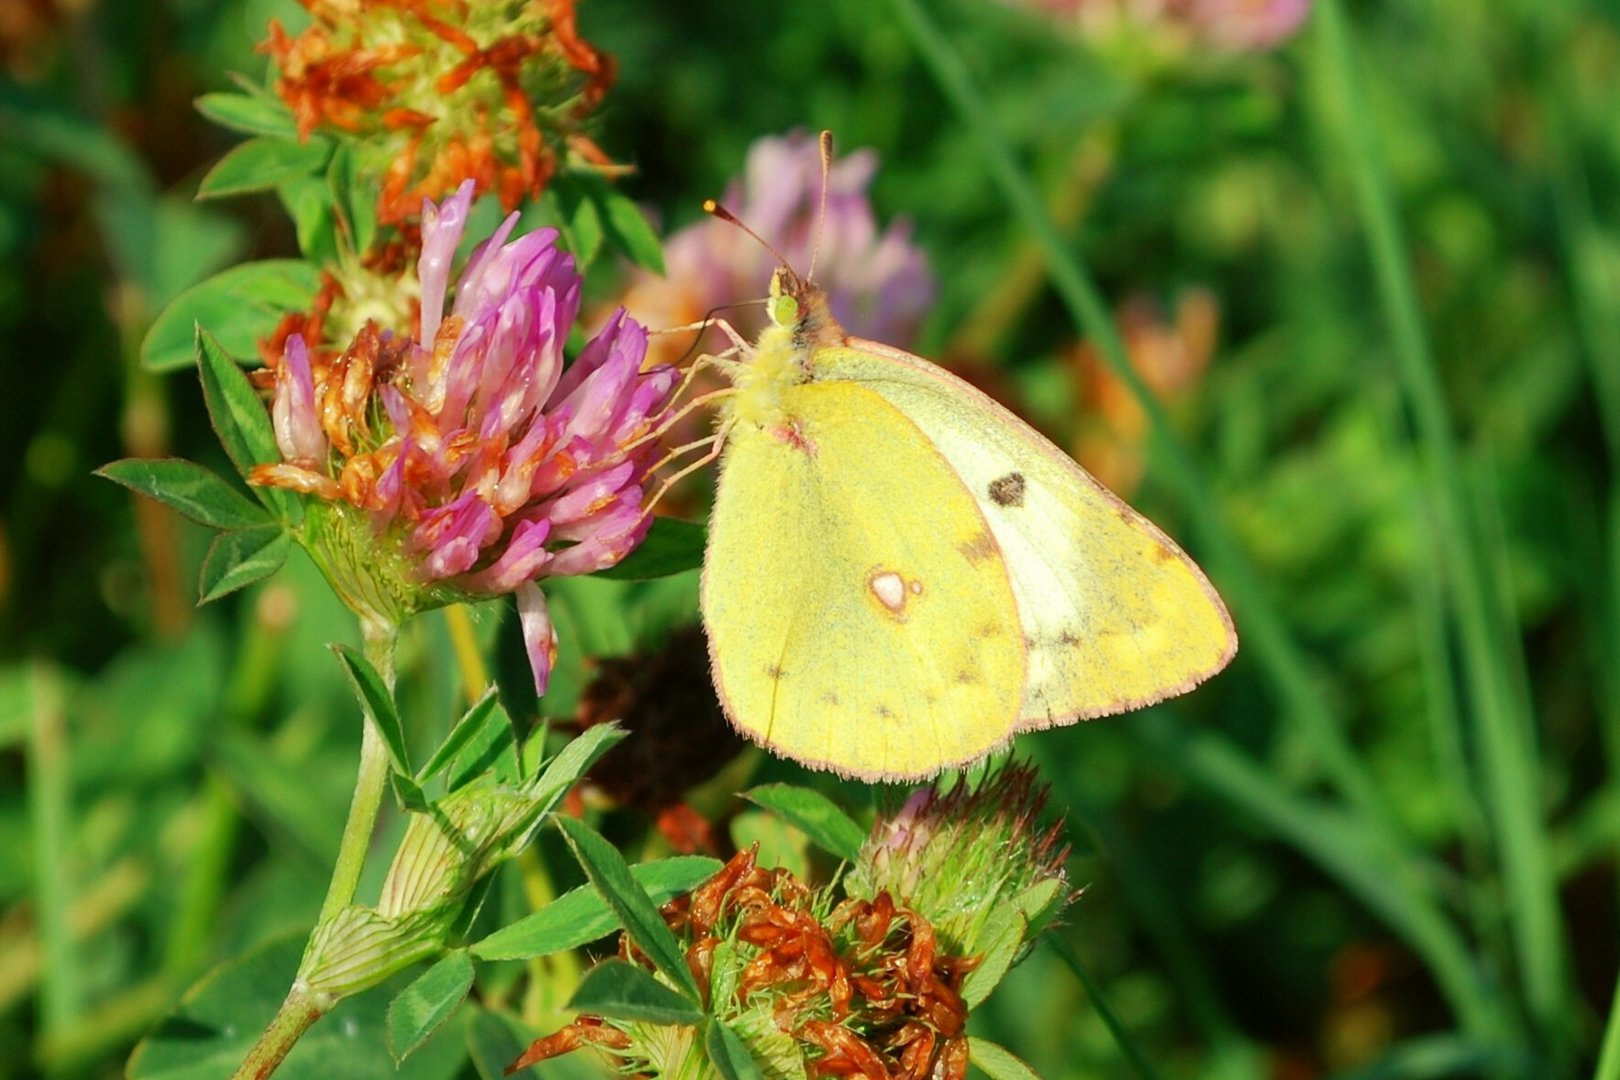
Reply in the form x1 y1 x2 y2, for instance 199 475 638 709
696 222 1236 783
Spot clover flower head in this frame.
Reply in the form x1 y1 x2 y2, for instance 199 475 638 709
848 762 1071 955
514 847 976 1080
619 130 935 364
263 0 618 223
253 180 677 693
1011 0 1311 55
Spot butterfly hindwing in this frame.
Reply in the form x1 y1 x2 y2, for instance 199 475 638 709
812 343 1236 730
702 378 1027 780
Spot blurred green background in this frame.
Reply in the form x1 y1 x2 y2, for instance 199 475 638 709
2 0 1616 1076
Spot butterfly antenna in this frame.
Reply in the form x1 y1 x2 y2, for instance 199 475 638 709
703 199 801 288
806 130 833 283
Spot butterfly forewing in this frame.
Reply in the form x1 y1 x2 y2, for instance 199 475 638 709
813 343 1236 730
702 379 1026 780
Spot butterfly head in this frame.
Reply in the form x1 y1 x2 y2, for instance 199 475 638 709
767 267 844 351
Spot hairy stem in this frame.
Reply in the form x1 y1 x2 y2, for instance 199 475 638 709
234 617 400 1079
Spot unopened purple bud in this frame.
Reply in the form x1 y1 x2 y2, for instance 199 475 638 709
272 334 327 464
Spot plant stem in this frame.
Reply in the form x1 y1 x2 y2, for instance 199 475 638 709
1596 968 1620 1080
317 619 399 925
230 986 325 1080
1049 938 1166 1080
1130 711 1496 1041
26 662 79 1040
235 617 400 1080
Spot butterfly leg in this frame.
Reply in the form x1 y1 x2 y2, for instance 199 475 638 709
639 435 724 519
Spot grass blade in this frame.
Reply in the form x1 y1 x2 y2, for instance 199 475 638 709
26 663 80 1036
1310 0 1567 1052
1047 938 1163 1080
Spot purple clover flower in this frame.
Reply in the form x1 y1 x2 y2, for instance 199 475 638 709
1013 0 1310 53
619 130 935 362
255 180 677 694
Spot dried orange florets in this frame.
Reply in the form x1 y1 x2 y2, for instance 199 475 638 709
514 848 977 1080
263 0 618 223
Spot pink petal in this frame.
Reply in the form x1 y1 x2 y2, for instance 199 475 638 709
461 517 552 593
545 460 637 525
546 500 650 577
413 493 501 579
517 581 559 696
418 179 476 347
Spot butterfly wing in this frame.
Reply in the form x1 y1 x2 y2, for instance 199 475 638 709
815 342 1236 731
702 378 1027 780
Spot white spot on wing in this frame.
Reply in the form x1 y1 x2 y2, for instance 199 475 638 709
870 571 907 612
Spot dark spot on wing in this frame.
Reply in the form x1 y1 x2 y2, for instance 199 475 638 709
958 529 1000 564
954 670 978 685
1058 631 1081 647
765 664 787 680
876 703 895 720
821 691 840 706
1150 542 1174 562
988 472 1026 508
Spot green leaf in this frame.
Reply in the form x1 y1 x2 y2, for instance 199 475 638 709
567 959 703 1025
329 144 379 257
215 732 341 862
529 723 627 805
967 1038 1041 1080
194 92 298 138
464 1008 538 1080
391 771 430 813
1013 877 1065 937
596 187 665 275
960 906 1025 1008
569 192 604 268
143 259 322 373
388 952 475 1063
194 329 300 523
705 1020 765 1080
471 856 720 961
128 935 469 1080
593 518 706 581
729 809 810 881
743 784 865 862
280 175 338 264
198 135 333 199
417 688 501 785
198 525 290 603
445 698 519 791
332 644 411 777
553 816 701 1000
96 458 270 530
100 192 244 314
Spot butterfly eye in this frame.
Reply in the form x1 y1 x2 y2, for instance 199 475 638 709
769 292 800 328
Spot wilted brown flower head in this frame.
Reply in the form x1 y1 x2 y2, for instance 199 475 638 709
513 847 977 1080
571 625 745 855
263 0 617 223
